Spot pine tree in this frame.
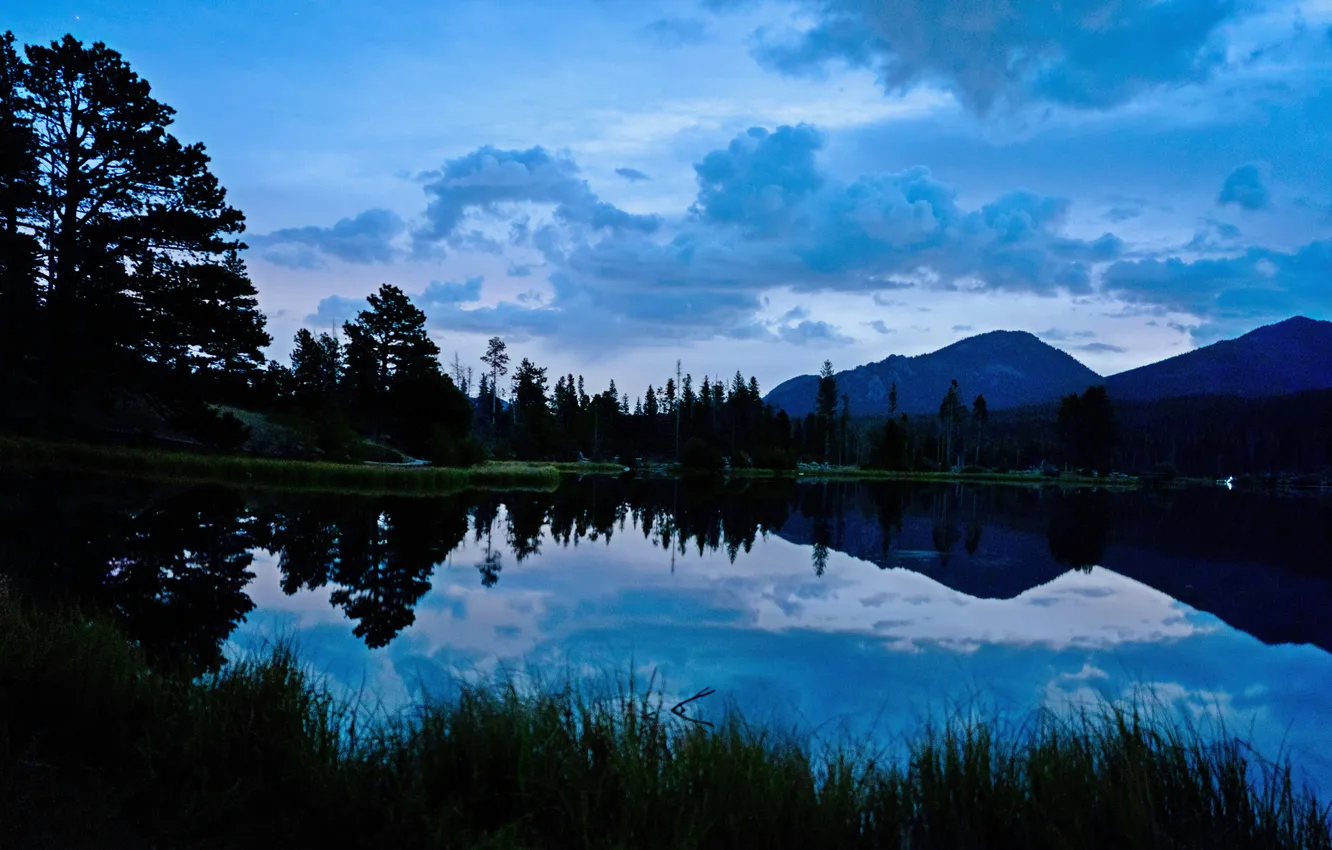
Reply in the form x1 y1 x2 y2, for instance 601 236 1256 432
480 336 509 438
23 35 252 398
815 360 838 462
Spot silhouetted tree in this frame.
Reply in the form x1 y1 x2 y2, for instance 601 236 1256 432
480 336 509 437
815 360 838 462
1058 385 1118 473
20 34 263 405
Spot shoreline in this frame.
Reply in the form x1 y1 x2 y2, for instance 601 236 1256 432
0 436 563 495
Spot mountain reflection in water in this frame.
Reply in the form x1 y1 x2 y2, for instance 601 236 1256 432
3 472 1331 789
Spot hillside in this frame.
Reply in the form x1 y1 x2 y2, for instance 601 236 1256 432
1105 316 1332 402
765 331 1105 417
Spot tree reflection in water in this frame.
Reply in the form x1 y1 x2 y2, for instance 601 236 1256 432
2 472 1329 663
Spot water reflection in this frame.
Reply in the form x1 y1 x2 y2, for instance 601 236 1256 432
3 471 1332 791
0 481 255 675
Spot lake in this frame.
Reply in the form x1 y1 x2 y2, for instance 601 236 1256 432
4 472 1331 791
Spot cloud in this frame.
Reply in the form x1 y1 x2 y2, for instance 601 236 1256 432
307 295 369 327
1218 163 1272 211
1076 342 1128 353
507 262 536 277
640 17 707 48
952 324 974 332
418 276 483 305
1184 216 1244 252
1039 328 1096 341
700 0 761 10
1104 206 1141 223
615 167 651 182
303 124 1131 353
1102 238 1332 327
749 0 1244 112
413 145 661 250
864 319 896 334
778 319 855 345
690 124 827 235
251 208 405 269
408 125 1125 350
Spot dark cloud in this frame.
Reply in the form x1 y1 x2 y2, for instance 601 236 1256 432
749 0 1242 112
952 324 974 332
1102 238 1332 326
507 262 536 277
1218 163 1272 210
641 17 707 48
1076 342 1128 353
615 167 652 182
413 145 660 251
778 320 855 345
1104 206 1141 223
252 208 405 269
418 276 483 305
1039 328 1096 341
864 319 896 334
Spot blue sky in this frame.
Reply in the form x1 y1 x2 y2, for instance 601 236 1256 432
10 0 1332 394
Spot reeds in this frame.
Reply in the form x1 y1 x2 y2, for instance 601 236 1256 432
1 602 1327 849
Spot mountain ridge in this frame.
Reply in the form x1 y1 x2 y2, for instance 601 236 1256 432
764 316 1332 417
1104 316 1332 402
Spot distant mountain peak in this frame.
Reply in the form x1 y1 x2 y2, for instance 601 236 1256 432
1105 315 1332 402
764 329 1103 417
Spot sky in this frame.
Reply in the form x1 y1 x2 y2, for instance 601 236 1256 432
9 0 1332 396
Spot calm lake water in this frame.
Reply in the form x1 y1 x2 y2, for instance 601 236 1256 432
4 473 1331 790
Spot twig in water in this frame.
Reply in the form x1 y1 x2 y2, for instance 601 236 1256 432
671 687 716 727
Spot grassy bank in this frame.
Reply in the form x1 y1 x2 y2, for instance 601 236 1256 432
726 466 1205 489
0 436 563 495
1 602 1326 849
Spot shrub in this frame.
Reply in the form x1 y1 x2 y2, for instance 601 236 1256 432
169 404 251 451
426 430 487 468
681 437 725 472
314 412 359 460
752 447 797 471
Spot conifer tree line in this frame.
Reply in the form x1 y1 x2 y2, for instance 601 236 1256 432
0 30 1202 476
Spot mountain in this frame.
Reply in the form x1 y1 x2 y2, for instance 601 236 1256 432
764 330 1104 417
1105 316 1332 402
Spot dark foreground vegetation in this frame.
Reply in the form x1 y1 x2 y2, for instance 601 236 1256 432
2 599 1327 850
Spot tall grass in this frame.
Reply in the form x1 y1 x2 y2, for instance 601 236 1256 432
0 436 562 495
1 600 1327 849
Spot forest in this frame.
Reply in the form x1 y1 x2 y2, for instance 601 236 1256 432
1 31 1327 481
